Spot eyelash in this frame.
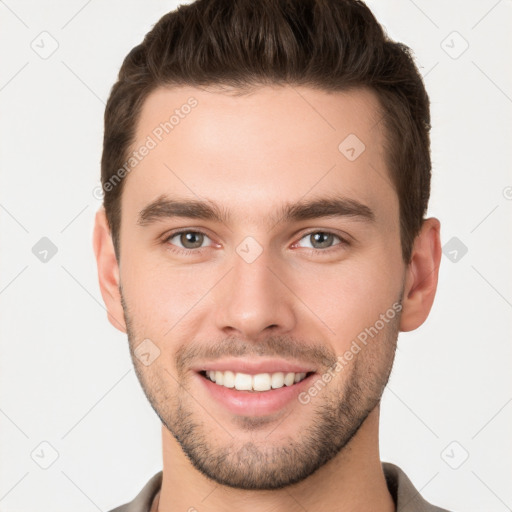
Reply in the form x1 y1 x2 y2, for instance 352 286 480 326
162 229 350 257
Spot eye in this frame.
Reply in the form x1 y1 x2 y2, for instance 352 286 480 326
164 230 214 252
294 231 348 251
162 229 349 256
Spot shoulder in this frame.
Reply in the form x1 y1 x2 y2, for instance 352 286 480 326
107 471 163 512
382 462 454 512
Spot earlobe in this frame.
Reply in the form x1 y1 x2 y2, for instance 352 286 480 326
92 207 127 333
399 217 442 332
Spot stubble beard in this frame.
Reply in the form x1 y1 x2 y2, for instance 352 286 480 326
121 291 400 490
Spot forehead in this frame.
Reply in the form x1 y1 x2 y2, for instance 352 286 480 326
121 84 396 228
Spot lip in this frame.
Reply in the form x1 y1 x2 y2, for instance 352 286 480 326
191 357 316 375
195 369 316 416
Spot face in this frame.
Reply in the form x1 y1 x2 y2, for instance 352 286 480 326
113 85 407 489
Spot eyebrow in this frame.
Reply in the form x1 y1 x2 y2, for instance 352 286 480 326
137 194 375 227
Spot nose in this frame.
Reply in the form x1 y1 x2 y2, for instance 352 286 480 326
213 245 297 340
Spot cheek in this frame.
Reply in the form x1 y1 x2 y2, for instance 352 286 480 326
293 254 402 345
121 255 214 335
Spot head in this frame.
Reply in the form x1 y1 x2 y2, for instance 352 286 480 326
94 0 441 491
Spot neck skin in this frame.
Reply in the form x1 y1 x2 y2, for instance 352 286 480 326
156 404 395 512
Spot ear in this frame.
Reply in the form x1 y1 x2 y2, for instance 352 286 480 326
92 207 127 333
400 217 442 332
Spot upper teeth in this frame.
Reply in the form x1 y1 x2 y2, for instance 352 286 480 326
205 370 308 391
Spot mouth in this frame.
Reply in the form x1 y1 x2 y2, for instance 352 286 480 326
198 369 315 392
195 367 318 417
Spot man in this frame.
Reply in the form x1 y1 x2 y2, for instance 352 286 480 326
93 0 449 510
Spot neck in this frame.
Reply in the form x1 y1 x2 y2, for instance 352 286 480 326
157 406 395 512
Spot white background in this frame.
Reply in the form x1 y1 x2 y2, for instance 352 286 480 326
0 1 511 511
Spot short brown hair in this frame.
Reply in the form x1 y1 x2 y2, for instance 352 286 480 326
101 0 431 263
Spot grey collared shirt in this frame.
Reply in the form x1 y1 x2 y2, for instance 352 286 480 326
109 462 453 512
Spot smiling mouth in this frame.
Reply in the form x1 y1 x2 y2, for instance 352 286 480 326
199 370 315 392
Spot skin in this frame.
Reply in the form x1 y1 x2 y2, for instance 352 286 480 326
93 84 441 511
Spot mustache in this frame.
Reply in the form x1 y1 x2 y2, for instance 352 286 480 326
175 335 337 375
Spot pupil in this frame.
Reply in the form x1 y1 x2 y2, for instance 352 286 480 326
313 232 332 248
182 232 203 248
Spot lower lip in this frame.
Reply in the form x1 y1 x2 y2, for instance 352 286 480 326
196 372 316 416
